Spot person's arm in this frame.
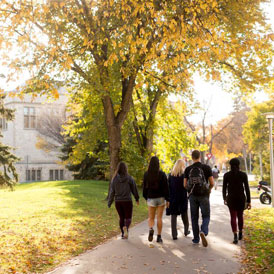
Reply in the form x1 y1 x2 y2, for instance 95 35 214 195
108 180 115 208
142 173 148 200
207 166 214 191
161 172 169 208
243 173 251 209
222 174 227 205
184 177 188 189
130 177 140 205
184 167 188 189
168 174 172 196
208 176 214 191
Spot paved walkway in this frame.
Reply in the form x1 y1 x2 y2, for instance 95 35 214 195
49 190 242 274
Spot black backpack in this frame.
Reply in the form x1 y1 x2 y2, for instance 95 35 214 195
187 166 209 196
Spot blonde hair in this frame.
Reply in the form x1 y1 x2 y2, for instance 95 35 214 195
171 159 185 176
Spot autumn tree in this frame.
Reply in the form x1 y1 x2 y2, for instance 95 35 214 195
36 110 66 153
1 0 273 176
243 93 274 181
0 95 19 189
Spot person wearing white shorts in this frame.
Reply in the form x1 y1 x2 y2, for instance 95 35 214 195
143 156 169 243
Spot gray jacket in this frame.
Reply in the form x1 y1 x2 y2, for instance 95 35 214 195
108 174 139 207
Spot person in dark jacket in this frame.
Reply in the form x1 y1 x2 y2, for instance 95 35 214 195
223 158 251 244
168 159 190 240
184 150 214 247
108 162 139 239
143 156 169 243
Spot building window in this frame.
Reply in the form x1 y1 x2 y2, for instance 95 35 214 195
24 107 36 129
26 170 31 181
49 170 54 181
0 117 8 130
37 170 41 181
60 170 64 180
49 169 64 180
26 169 42 181
55 170 59 180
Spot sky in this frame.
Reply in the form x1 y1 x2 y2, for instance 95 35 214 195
190 0 274 125
0 1 274 125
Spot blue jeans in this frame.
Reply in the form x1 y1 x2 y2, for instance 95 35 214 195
189 195 210 243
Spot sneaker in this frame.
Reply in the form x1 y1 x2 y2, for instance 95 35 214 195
192 239 199 245
148 228 154 242
238 231 243 240
200 232 208 247
173 237 178 240
123 226 128 239
184 230 191 236
156 235 163 243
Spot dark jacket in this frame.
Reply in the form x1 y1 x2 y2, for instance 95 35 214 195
222 170 251 211
142 170 169 201
108 174 139 207
168 174 188 215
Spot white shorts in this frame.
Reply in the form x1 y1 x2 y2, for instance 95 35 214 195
147 197 165 207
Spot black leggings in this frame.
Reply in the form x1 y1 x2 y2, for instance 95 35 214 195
115 201 133 234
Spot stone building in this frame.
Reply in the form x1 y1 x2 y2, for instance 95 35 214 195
1 91 73 183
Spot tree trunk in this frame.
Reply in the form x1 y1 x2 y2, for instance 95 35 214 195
108 124 121 179
259 151 263 180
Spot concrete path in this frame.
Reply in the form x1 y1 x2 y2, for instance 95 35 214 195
49 190 242 274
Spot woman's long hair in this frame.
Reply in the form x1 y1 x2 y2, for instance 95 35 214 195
229 158 240 173
171 159 185 177
146 156 160 189
112 161 128 180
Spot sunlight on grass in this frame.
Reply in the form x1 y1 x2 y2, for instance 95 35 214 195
242 208 274 274
0 180 147 273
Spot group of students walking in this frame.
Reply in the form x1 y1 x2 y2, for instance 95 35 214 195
108 150 251 245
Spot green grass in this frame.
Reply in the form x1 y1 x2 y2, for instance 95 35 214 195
249 181 258 187
0 180 148 273
242 208 274 273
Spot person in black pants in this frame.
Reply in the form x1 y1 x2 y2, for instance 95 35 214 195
223 158 251 244
143 156 170 243
108 162 139 239
168 159 190 240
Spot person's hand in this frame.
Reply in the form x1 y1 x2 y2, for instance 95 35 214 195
247 203 251 210
224 200 227 205
166 201 170 208
136 200 139 206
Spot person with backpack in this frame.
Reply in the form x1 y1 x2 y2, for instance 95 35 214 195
108 162 139 239
143 156 169 243
168 159 190 240
222 158 251 244
212 165 220 190
184 150 214 246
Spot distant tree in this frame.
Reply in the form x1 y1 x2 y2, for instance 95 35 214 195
60 136 109 180
243 94 274 181
0 95 19 189
36 110 66 153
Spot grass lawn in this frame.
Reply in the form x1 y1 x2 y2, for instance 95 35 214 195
0 180 148 273
249 181 258 187
242 208 274 273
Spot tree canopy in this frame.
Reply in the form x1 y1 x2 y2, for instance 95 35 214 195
0 0 273 176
